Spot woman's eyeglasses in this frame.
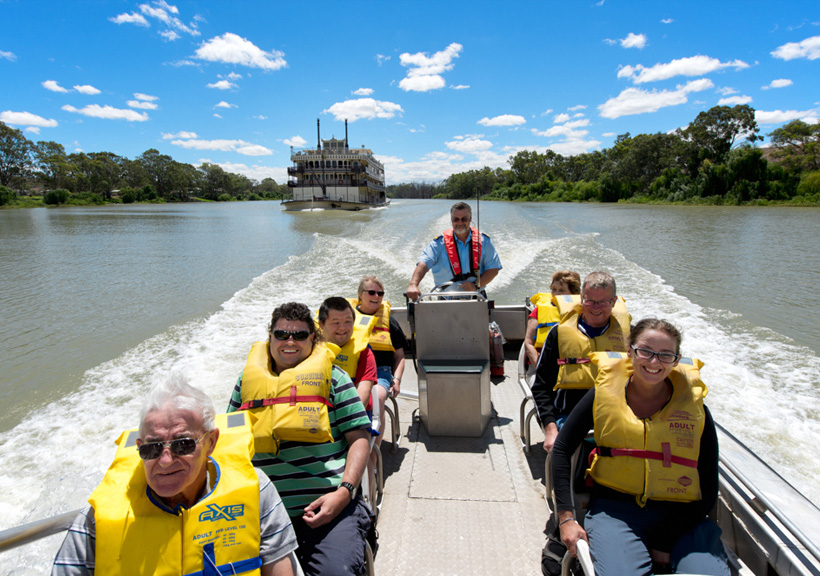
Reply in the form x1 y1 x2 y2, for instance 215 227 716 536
138 435 205 460
364 290 385 297
631 345 680 364
272 330 311 341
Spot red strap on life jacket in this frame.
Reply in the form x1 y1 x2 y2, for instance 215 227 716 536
238 388 333 411
594 443 697 469
441 227 482 279
556 357 591 366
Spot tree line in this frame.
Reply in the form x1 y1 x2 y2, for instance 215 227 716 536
0 122 289 206
390 105 820 205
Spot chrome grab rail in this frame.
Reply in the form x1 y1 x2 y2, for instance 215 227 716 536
0 508 80 554
716 423 820 566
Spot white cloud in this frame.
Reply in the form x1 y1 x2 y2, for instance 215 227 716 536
42 80 69 93
324 98 403 122
532 125 588 139
568 104 587 112
139 1 199 37
477 114 526 127
376 54 391 66
284 136 307 148
398 42 462 92
215 101 235 109
0 110 58 128
235 144 272 156
195 32 286 70
202 159 287 183
353 88 374 96
25 127 41 135
445 136 493 153
253 115 267 120
598 78 714 119
661 18 674 24
162 131 198 139
621 33 647 49
718 95 752 105
617 55 749 84
207 79 236 90
171 138 272 156
771 35 820 60
602 132 616 137
134 93 158 101
62 104 149 121
553 113 571 123
73 84 101 95
451 84 470 90
718 86 738 95
1 50 16 61
160 30 181 41
762 78 793 90
128 100 158 110
213 113 222 118
109 12 149 26
755 108 820 125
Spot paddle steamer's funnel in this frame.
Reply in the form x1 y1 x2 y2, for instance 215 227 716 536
316 118 321 150
345 119 349 150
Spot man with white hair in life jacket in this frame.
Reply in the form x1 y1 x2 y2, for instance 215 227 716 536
52 374 298 576
532 271 631 454
406 201 502 301
228 302 372 576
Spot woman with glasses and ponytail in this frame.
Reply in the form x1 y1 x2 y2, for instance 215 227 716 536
228 302 373 576
551 318 730 576
351 276 408 454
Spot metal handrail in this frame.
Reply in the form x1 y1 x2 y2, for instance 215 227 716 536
0 508 80 554
717 423 820 565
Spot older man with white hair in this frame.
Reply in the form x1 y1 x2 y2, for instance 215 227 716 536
52 374 298 576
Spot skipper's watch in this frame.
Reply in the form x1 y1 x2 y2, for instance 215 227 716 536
340 481 356 500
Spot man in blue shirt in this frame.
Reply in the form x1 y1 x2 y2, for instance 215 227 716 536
406 202 502 301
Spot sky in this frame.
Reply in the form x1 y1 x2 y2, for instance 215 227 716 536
1 0 819 186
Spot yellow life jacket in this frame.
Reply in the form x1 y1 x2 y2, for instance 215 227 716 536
329 311 376 378
91 412 262 576
588 351 707 506
239 341 338 454
349 298 394 352
553 295 630 390
529 292 560 348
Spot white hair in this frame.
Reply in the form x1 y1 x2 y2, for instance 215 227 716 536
139 372 216 435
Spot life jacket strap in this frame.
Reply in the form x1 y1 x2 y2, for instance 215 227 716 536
239 395 333 410
595 445 697 468
557 357 591 366
184 541 263 576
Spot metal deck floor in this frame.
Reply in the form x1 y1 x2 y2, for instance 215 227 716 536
375 357 549 575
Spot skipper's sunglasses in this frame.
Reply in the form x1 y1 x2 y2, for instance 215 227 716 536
138 435 205 460
272 329 311 341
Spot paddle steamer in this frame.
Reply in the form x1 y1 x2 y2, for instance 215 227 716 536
284 119 388 211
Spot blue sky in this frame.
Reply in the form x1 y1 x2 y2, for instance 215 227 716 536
1 1 818 185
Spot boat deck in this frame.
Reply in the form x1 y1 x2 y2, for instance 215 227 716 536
376 354 549 575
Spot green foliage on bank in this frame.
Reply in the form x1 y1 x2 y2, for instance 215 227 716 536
0 122 290 208
388 105 820 206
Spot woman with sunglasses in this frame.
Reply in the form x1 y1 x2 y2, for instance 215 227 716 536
552 318 730 576
352 276 408 452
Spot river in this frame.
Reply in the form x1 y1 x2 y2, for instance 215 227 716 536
1 199 818 572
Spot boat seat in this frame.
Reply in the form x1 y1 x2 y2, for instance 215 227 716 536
517 343 540 453
362 389 384 524
383 393 400 453
545 431 595 529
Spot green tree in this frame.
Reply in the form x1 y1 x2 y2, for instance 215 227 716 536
0 122 33 187
680 104 761 166
137 149 175 198
768 120 820 173
33 140 68 189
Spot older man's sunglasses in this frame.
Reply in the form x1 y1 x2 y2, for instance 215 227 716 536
138 435 205 460
272 329 311 341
